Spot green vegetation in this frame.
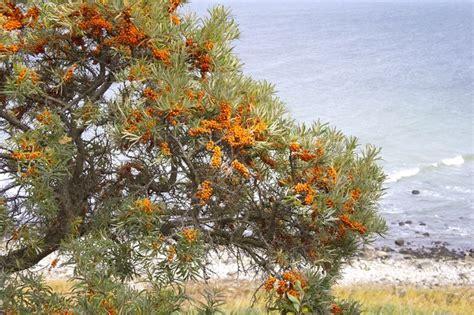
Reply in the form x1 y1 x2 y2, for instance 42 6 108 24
1 0 386 313
335 285 474 315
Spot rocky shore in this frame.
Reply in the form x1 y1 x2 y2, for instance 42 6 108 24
378 216 472 251
340 244 474 287
36 243 474 288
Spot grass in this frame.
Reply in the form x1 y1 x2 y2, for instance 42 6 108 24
46 279 474 314
46 279 75 294
334 285 474 315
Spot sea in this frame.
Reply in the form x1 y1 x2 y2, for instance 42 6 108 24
186 1 474 250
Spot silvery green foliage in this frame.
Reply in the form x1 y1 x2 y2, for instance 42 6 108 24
0 1 385 313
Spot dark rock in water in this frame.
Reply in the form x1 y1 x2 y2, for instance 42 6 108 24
412 190 420 195
422 232 430 237
398 222 405 226
415 231 420 234
405 220 413 225
419 222 426 226
395 239 405 246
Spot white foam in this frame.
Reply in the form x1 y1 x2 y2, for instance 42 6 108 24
385 167 420 183
440 155 464 166
387 155 467 183
445 185 472 194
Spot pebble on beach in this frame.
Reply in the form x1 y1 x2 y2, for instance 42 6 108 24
395 239 405 246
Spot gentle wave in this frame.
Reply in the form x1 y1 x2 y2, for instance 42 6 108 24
386 154 471 183
386 168 420 183
432 155 465 167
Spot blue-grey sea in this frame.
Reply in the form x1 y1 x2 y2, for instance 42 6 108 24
187 1 474 250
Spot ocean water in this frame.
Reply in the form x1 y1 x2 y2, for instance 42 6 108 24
187 1 474 249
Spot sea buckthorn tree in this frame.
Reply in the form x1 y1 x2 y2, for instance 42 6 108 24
0 0 386 313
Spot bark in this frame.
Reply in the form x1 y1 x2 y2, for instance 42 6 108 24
0 222 66 273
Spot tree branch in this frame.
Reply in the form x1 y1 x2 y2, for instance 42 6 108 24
0 111 30 131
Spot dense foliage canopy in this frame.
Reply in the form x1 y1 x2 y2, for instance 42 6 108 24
0 0 386 313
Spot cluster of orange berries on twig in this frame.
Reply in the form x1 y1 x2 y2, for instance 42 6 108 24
135 197 156 214
1 3 39 32
196 180 213 204
14 67 40 86
11 151 43 161
14 68 40 85
168 0 183 25
143 87 159 101
265 270 307 299
259 153 277 168
73 4 171 66
0 43 19 54
339 214 367 235
160 142 172 156
16 69 28 84
289 141 323 162
63 64 77 82
294 182 316 205
343 188 362 214
181 227 198 243
231 159 250 178
330 303 343 314
185 37 214 78
185 89 206 111
111 9 146 47
123 109 158 144
151 47 171 65
11 139 44 162
289 142 301 152
167 245 176 262
36 110 53 125
188 101 267 174
77 5 113 37
206 141 222 168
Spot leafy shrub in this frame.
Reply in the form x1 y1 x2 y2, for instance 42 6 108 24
0 0 386 313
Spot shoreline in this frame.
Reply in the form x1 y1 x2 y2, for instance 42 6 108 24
37 244 474 288
340 245 473 287
377 217 473 254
